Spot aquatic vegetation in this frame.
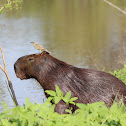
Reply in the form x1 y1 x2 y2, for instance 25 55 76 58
0 0 22 14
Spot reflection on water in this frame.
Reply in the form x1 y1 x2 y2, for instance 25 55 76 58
0 0 126 112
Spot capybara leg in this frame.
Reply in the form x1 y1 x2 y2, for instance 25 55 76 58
55 101 68 114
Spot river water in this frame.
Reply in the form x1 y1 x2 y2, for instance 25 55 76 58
0 0 126 112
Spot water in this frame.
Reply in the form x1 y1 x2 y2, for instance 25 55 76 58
0 0 126 112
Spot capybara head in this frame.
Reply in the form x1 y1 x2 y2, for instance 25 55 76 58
14 51 51 80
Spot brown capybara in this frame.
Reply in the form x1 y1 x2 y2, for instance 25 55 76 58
14 51 126 114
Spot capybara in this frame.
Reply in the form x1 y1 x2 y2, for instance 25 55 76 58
14 51 126 114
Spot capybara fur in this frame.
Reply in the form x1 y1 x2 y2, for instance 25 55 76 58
14 51 126 114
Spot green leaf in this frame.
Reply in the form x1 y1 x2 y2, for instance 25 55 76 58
54 96 61 104
49 104 55 113
70 97 78 102
46 96 53 103
55 85 63 97
45 90 56 96
63 91 71 103
69 102 75 105
65 109 72 114
76 103 86 109
2 101 10 112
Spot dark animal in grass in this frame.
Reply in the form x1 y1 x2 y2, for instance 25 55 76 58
14 51 126 114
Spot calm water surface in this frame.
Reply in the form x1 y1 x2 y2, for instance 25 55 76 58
0 0 126 112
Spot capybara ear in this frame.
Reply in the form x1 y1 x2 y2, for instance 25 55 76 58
41 51 49 56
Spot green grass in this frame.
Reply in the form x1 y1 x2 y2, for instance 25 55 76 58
1 66 126 126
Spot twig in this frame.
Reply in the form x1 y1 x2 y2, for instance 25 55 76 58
5 81 13 101
0 46 18 106
104 0 126 15
0 7 4 12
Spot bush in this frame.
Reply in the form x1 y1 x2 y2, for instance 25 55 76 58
110 66 126 85
1 97 126 125
0 85 126 126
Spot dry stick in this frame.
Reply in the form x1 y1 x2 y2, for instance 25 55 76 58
0 7 4 12
104 0 126 15
0 46 18 106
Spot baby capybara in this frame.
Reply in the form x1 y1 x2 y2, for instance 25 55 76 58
14 51 126 114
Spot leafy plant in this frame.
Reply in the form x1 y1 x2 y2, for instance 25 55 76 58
0 0 22 14
110 66 126 84
45 85 78 106
1 97 126 126
1 85 126 126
